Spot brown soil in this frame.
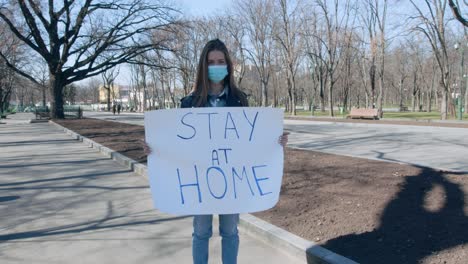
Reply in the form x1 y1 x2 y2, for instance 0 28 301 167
54 118 468 264
55 118 147 163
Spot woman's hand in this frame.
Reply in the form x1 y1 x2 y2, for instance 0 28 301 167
142 139 152 155
278 131 289 147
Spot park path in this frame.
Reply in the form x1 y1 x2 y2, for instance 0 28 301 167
284 119 468 172
0 121 302 264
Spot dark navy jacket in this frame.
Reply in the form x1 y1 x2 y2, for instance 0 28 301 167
180 92 246 108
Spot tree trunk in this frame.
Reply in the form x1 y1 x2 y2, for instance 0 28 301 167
418 90 423 112
378 78 384 116
291 85 296 115
106 87 111 111
49 75 65 119
427 90 432 112
286 66 296 115
273 75 278 108
319 76 325 111
0 91 4 113
287 87 292 114
441 88 447 120
399 79 404 110
161 73 166 109
370 64 376 109
328 71 334 117
261 80 268 107
465 83 468 114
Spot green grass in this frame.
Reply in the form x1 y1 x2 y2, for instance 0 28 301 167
384 111 468 120
383 111 442 119
288 109 468 120
294 110 334 117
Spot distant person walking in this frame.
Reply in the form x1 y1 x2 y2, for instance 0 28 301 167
112 104 116 115
117 104 121 115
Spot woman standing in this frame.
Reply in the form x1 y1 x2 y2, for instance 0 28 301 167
183 39 247 264
184 39 288 264
146 39 288 264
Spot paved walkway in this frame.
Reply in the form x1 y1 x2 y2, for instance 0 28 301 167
0 122 302 264
284 119 468 172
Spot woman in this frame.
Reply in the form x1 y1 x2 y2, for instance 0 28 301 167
147 39 288 264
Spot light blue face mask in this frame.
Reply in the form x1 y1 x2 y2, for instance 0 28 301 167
208 65 228 83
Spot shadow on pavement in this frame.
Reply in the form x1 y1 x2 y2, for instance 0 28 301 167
0 196 20 202
0 201 190 242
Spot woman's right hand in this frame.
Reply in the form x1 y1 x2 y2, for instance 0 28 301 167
142 139 152 155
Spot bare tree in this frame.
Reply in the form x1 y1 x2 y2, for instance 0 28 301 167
373 0 388 118
0 0 179 118
80 77 100 104
172 21 197 96
448 0 467 27
101 67 119 111
410 0 453 119
275 0 304 115
340 30 360 112
0 61 15 113
357 46 370 108
392 45 410 110
360 0 379 109
314 0 355 116
222 15 249 89
0 20 23 113
237 0 275 107
303 9 328 111
34 62 49 107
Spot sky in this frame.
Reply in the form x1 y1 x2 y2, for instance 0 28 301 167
110 0 233 86
109 0 465 86
175 0 232 17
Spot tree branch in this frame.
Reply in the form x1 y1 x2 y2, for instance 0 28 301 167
0 51 40 85
448 0 468 27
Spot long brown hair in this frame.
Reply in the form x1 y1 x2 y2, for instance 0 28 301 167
192 39 247 107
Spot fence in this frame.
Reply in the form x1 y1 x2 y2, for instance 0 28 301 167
34 106 83 119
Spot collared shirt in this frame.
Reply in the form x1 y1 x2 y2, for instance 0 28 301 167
206 86 228 107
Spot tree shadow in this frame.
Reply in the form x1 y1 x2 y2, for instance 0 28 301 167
0 201 190 242
0 196 20 202
0 139 76 147
319 166 468 264
0 158 112 169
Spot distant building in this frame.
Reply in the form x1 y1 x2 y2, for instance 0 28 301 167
98 84 131 106
98 84 120 104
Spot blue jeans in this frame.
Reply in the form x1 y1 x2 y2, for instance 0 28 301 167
192 214 239 264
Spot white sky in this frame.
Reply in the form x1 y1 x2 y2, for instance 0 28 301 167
175 0 232 17
110 0 233 86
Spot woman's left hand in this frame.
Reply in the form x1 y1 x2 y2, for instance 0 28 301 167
278 131 290 147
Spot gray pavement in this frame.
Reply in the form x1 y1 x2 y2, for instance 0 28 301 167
1 112 38 124
85 111 468 172
0 122 303 264
284 119 468 172
85 111 145 126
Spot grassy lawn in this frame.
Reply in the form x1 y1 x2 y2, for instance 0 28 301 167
384 111 468 120
384 111 442 120
289 109 468 121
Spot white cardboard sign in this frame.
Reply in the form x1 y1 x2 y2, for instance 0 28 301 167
144 107 284 215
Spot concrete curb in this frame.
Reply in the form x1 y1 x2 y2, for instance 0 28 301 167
239 214 358 264
49 120 358 264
